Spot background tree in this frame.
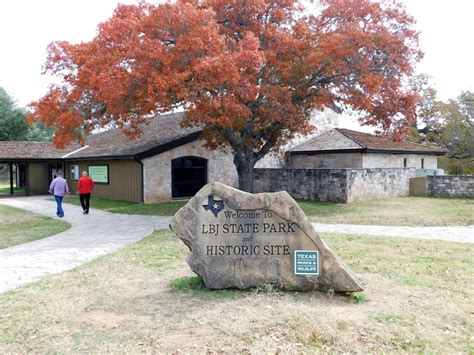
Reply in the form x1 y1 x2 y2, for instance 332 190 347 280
406 80 474 174
442 92 474 174
26 121 54 142
405 74 446 143
28 0 422 191
0 87 28 141
0 87 54 142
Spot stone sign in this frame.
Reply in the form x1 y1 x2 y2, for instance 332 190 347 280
169 182 363 292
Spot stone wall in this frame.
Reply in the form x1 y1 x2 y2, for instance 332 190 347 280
254 169 349 202
288 153 363 169
362 153 437 169
287 152 439 170
427 175 474 198
346 168 416 202
254 168 416 203
142 139 238 203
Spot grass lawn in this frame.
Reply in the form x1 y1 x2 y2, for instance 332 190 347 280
65 195 473 226
0 205 71 249
0 179 22 195
0 230 472 353
298 196 474 226
0 188 26 195
64 196 187 216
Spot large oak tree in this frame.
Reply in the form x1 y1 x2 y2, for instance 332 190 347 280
28 0 422 192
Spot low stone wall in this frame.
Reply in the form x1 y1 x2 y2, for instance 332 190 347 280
254 168 415 203
427 175 474 198
254 169 349 203
346 168 415 202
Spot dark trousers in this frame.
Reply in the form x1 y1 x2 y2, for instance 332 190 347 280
80 193 91 212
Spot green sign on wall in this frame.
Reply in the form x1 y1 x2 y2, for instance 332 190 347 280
88 165 109 184
294 250 319 275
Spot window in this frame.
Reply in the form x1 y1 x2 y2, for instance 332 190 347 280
403 158 407 168
70 164 80 180
421 158 424 169
88 165 109 184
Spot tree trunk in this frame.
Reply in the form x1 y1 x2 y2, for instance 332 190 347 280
234 148 256 193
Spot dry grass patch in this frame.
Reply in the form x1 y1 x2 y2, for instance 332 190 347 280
299 196 474 226
0 231 472 353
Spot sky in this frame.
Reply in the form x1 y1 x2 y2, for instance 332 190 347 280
0 0 473 109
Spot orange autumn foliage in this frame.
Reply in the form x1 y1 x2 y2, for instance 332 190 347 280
28 0 422 190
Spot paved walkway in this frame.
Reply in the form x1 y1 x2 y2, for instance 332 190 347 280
0 196 170 294
0 196 472 294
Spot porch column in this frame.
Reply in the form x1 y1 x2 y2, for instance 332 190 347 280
9 163 13 195
25 163 30 196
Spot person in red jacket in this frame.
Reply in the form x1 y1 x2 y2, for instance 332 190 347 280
77 171 94 215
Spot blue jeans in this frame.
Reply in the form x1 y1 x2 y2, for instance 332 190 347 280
54 195 64 217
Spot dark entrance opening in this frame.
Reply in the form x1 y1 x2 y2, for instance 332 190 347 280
171 156 207 198
49 162 64 182
0 162 30 196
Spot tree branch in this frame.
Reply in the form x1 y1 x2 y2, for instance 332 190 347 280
254 121 284 161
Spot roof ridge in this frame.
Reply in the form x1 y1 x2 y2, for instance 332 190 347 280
334 128 367 149
338 128 445 150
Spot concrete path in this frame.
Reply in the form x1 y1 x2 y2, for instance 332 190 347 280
313 223 474 244
0 196 472 294
0 196 170 294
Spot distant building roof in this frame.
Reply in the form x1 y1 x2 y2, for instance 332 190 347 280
0 112 203 161
289 128 447 155
0 141 74 161
66 112 202 160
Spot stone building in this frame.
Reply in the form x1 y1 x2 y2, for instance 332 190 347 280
0 117 450 204
287 128 446 173
253 128 447 203
0 113 238 202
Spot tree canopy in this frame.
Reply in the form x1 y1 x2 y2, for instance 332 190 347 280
407 79 474 174
0 88 29 141
0 87 54 142
28 0 422 191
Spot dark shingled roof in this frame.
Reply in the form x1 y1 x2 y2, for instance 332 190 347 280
0 112 203 161
289 128 446 155
66 112 202 159
0 141 74 160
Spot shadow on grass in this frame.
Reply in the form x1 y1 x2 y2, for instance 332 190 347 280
169 275 368 305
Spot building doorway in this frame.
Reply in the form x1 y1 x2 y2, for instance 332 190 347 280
49 162 64 182
171 156 207 198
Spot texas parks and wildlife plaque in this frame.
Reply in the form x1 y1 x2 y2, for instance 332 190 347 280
169 182 363 292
